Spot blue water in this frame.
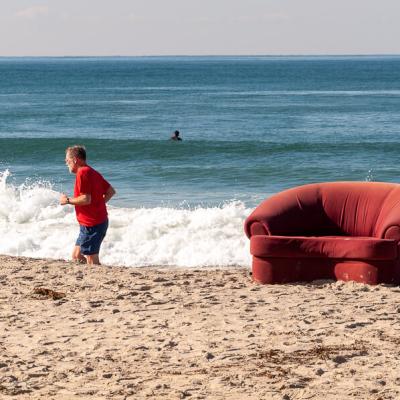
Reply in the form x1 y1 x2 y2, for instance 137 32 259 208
1 55 400 207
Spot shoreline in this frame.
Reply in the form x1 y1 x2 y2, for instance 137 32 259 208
1 254 400 399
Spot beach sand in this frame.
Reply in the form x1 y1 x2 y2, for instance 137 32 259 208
1 255 400 399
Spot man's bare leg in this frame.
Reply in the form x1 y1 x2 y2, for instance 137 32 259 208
85 254 100 265
72 245 86 264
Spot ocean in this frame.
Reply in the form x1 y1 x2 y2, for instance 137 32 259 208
1 55 400 267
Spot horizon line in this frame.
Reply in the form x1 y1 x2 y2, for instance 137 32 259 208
0 53 400 59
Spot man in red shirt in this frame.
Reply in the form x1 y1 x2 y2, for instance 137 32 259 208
60 145 116 265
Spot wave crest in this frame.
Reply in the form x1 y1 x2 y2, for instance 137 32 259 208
0 170 252 267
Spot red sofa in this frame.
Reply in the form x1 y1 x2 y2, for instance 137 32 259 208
244 182 400 285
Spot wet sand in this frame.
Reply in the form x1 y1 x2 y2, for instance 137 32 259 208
1 255 400 399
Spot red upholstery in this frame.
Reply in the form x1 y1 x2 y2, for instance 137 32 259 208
245 182 400 284
251 236 397 260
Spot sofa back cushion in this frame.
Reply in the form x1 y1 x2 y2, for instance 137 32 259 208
321 182 400 237
245 182 400 239
245 183 339 237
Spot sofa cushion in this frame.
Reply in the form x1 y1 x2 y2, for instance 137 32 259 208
244 182 400 240
250 235 397 260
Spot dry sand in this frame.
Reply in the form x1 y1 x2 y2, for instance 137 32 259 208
1 255 400 399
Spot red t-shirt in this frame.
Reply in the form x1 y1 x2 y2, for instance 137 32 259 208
74 165 110 227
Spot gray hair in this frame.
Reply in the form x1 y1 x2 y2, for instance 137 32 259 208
66 145 86 161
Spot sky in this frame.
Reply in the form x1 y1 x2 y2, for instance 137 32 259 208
1 0 400 56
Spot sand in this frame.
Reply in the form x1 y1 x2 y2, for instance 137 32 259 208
1 255 400 399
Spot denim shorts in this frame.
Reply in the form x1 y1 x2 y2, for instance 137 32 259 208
76 219 109 255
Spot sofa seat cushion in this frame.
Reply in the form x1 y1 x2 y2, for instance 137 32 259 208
250 235 397 260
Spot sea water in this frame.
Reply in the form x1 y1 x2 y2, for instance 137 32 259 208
1 55 400 267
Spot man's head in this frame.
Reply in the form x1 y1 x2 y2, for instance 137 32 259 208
174 130 180 137
65 145 86 174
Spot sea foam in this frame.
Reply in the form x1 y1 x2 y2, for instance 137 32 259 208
0 170 252 267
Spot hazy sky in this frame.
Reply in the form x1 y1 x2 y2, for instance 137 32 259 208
1 0 400 56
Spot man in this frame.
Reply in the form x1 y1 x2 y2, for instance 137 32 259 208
60 145 115 265
170 130 182 141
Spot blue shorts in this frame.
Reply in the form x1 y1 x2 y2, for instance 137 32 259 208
76 219 108 255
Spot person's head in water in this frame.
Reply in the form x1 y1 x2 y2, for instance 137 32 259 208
171 130 182 141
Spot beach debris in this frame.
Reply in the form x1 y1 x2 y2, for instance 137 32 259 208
258 341 368 364
32 287 66 300
88 300 103 308
205 352 215 360
179 389 192 399
87 318 104 323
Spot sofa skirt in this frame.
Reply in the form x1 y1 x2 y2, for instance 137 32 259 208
252 256 400 285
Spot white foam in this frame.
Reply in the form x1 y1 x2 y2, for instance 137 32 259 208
0 170 252 268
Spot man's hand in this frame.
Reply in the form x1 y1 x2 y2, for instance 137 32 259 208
104 185 116 203
60 193 69 206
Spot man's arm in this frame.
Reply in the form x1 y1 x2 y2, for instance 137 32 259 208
60 193 91 206
104 185 116 203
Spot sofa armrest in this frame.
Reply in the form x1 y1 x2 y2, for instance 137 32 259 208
382 225 400 241
244 221 270 238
